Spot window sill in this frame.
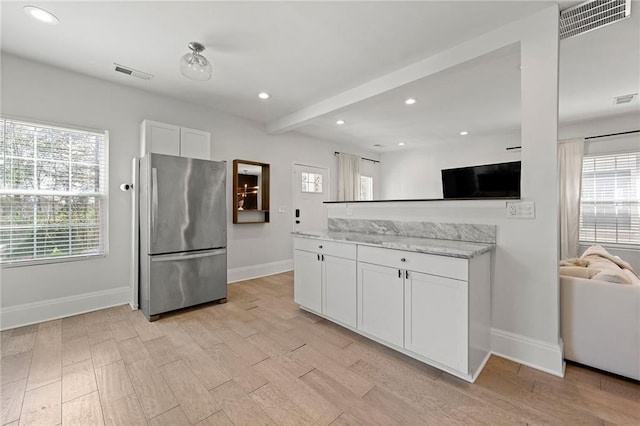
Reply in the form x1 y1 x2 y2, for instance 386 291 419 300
1 253 107 268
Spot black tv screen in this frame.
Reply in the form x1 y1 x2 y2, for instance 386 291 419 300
442 161 521 199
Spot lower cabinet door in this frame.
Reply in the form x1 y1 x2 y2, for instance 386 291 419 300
357 262 404 347
323 255 357 327
294 249 322 313
405 271 468 372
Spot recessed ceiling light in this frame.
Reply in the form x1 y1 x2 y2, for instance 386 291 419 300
23 6 59 24
336 120 345 125
405 98 417 105
460 131 469 136
258 92 270 100
398 142 406 146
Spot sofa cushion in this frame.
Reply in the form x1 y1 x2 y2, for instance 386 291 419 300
559 266 597 279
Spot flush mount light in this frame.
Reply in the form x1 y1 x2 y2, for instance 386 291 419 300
180 42 212 81
405 98 417 105
23 5 59 24
460 131 469 136
336 120 345 125
398 142 406 146
258 92 270 100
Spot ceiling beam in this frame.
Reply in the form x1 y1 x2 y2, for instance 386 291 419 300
266 16 525 135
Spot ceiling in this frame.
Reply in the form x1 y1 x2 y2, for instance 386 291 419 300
1 1 639 152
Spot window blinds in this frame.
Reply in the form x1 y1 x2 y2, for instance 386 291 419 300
579 152 640 245
0 118 107 264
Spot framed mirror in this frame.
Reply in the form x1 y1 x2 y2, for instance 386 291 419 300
233 159 270 224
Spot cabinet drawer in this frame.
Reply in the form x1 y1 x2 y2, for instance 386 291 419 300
294 237 356 260
358 245 468 281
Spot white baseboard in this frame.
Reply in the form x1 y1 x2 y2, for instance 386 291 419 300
227 259 293 284
1 286 130 331
491 327 565 377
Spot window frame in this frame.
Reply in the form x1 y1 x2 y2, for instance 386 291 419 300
578 150 640 249
0 116 109 268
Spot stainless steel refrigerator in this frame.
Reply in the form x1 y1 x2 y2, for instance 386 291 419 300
139 153 227 320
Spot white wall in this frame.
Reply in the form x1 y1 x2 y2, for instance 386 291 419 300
380 132 521 199
330 6 563 375
0 53 379 329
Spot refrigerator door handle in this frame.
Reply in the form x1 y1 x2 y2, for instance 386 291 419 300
150 248 227 263
151 167 158 243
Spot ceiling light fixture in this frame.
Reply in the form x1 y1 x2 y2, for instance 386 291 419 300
398 142 406 146
258 92 270 100
460 131 469 136
336 120 345 125
23 5 59 24
405 98 417 105
180 42 212 81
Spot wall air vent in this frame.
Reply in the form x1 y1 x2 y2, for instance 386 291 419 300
614 93 637 104
113 63 153 80
560 0 631 40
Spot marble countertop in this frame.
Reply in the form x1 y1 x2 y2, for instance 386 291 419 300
292 230 494 259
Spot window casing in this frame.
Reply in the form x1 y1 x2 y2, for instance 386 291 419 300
0 118 108 265
579 152 640 246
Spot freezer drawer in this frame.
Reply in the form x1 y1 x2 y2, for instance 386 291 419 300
140 248 227 318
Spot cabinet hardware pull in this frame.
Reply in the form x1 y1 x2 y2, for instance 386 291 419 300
317 254 320 261
398 269 401 278
405 270 409 279
319 245 323 249
400 258 406 262
321 254 324 261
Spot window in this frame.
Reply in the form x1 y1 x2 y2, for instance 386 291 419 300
0 118 107 265
360 175 373 201
579 152 640 246
301 171 323 193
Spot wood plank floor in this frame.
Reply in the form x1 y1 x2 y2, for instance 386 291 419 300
1 271 638 425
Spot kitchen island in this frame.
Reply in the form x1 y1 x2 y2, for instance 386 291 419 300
292 219 495 382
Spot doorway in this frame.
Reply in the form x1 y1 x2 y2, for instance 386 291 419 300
293 164 330 232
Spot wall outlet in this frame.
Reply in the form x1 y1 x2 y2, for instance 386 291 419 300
506 201 535 219
278 205 287 214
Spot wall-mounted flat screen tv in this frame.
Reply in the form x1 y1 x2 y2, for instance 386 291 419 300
442 161 521 199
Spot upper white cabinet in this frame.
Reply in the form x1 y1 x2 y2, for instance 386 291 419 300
140 120 210 160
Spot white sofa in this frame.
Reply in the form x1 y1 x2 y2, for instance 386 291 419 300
560 274 640 380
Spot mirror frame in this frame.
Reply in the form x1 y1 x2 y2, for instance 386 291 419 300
232 159 270 224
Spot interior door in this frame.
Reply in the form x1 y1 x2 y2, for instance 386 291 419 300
293 164 330 232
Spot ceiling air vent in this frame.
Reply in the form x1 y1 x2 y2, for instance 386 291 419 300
113 63 153 80
614 93 637 104
560 0 631 40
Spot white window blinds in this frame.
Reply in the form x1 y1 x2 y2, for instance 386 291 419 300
579 152 640 246
0 118 107 264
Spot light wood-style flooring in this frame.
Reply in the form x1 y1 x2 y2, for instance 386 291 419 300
1 271 638 425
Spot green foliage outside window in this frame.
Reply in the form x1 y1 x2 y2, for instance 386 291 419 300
0 119 107 264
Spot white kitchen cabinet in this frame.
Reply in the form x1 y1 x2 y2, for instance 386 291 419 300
140 120 210 159
323 255 357 327
292 235 491 382
357 262 404 347
294 249 322 313
179 127 210 160
404 270 468 372
293 237 357 327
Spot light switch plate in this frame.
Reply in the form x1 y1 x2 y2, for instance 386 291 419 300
506 201 535 219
